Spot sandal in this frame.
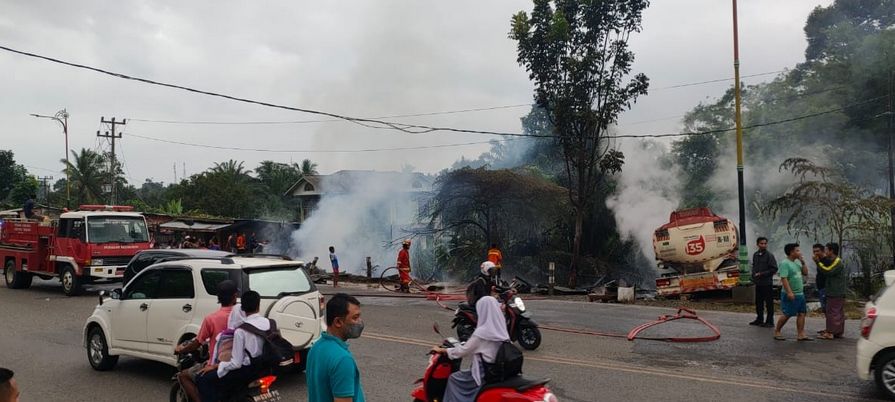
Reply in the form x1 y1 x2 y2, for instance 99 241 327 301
797 337 815 342
817 333 834 340
774 335 786 341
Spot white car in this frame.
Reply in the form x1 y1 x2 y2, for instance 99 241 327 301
83 255 325 371
857 270 895 398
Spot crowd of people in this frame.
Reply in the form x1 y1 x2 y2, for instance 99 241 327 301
157 231 265 254
748 237 847 341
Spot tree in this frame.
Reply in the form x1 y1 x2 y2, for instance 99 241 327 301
0 150 29 205
255 161 302 196
62 149 107 205
510 0 650 286
170 160 259 218
296 159 319 176
765 158 893 249
424 167 570 279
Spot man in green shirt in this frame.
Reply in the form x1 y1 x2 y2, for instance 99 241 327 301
774 243 812 341
818 242 846 340
307 294 366 402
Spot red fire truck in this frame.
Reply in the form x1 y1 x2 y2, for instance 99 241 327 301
0 205 151 296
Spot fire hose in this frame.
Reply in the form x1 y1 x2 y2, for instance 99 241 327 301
432 295 720 343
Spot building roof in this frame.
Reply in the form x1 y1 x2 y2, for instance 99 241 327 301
159 221 232 232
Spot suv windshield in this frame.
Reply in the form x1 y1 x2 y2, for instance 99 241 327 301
87 216 149 244
245 265 313 297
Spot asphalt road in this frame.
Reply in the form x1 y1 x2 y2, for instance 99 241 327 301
0 278 887 402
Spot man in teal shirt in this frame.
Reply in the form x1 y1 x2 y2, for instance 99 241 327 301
307 293 366 402
774 243 812 341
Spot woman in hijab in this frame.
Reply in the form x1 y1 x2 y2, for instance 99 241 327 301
432 282 510 402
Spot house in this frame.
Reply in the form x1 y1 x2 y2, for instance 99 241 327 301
285 170 434 223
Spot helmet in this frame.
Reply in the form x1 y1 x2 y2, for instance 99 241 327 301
480 261 496 276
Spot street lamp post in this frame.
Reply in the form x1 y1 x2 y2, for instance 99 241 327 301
30 109 70 208
732 1 751 285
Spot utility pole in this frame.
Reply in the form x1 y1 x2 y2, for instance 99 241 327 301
732 0 751 285
97 117 126 205
38 176 53 207
173 163 178 183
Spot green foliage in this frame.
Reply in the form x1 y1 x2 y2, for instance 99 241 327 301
0 150 30 204
511 0 650 287
10 175 39 204
62 148 108 205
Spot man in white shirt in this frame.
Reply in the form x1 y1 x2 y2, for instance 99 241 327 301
197 290 269 402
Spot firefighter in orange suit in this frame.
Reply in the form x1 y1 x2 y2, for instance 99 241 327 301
487 243 503 279
397 239 412 292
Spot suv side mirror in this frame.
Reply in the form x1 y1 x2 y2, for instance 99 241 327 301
110 288 122 300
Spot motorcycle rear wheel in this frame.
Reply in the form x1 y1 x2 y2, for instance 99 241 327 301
169 383 189 402
517 323 542 350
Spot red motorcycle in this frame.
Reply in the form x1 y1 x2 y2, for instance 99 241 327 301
411 324 557 402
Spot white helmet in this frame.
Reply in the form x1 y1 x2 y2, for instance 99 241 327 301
480 261 496 276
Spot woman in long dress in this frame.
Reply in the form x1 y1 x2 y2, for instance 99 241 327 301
433 289 510 402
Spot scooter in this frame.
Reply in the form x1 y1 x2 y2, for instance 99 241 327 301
169 341 282 402
411 324 557 402
453 278 543 350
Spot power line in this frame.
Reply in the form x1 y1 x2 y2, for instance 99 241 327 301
657 70 785 89
130 104 533 125
24 164 59 174
127 132 515 153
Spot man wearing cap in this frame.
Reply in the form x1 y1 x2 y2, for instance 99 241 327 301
175 280 239 402
397 240 412 293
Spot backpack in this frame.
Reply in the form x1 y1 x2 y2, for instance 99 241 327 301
483 341 524 383
238 320 295 369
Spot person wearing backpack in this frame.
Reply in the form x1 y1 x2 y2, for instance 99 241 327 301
432 292 511 402
197 290 269 402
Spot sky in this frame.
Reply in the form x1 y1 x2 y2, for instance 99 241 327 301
0 0 833 185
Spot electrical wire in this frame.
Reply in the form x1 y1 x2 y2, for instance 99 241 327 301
127 132 516 153
657 70 784 89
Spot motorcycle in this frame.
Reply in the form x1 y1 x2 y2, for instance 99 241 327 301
411 324 557 402
453 278 543 350
170 341 282 402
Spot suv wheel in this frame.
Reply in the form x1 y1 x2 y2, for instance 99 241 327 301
61 266 83 296
87 326 118 371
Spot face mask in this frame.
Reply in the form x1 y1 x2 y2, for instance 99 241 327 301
346 320 365 339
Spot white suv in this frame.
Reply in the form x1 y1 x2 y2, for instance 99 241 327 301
83 255 325 371
857 270 895 398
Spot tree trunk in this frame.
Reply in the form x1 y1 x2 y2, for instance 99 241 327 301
569 208 583 288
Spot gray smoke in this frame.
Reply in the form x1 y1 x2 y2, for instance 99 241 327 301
285 171 426 275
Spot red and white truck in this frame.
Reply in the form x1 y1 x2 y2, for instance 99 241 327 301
1 205 151 296
653 208 740 297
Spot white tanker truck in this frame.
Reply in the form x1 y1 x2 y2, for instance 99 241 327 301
653 208 740 297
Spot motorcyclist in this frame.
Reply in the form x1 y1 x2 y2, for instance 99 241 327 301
432 285 510 402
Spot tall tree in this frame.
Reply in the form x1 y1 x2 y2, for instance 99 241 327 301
61 149 106 205
511 0 650 287
0 150 28 204
296 159 319 176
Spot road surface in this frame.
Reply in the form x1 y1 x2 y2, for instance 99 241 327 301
0 278 884 401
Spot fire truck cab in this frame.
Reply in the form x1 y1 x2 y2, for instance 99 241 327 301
1 205 151 296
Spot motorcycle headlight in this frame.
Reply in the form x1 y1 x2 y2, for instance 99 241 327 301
543 392 558 402
513 296 525 312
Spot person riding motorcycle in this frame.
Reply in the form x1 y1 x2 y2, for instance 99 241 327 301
432 284 510 402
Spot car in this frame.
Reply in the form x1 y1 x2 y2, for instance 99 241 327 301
857 270 895 399
121 249 231 286
83 255 325 372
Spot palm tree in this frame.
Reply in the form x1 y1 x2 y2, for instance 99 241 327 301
296 159 319 176
210 160 250 179
61 149 106 205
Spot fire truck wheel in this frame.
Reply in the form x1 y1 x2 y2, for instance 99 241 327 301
87 326 118 371
61 266 84 296
4 260 32 289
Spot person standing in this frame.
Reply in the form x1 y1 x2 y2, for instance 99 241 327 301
487 243 503 280
811 243 828 315
249 232 258 254
236 232 247 254
818 242 846 340
307 293 366 402
227 233 237 253
329 246 340 288
750 237 778 327
396 239 412 293
0 368 20 402
773 243 812 341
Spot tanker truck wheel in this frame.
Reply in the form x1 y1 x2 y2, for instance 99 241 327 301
61 266 84 296
4 260 33 289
